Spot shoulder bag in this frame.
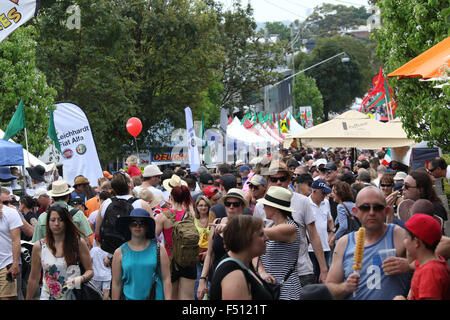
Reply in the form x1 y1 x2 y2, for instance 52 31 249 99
146 242 161 300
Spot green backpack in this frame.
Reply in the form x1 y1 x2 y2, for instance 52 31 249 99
165 209 199 268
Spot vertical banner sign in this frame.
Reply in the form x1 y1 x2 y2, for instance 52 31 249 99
219 108 228 163
184 107 200 173
0 0 40 42
299 106 313 128
53 103 103 187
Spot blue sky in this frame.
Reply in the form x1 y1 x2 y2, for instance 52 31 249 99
217 0 371 22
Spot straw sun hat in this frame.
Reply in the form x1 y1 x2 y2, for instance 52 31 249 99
163 174 188 192
257 186 294 212
47 180 74 197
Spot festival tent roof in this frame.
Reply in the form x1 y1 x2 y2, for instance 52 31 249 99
0 129 53 171
0 140 24 166
388 37 450 80
291 110 415 149
227 117 268 145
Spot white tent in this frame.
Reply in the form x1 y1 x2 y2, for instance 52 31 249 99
227 117 268 145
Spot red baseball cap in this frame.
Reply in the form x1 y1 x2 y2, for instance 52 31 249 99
405 213 442 246
203 185 219 198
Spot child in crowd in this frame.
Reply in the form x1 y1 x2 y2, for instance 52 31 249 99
90 246 112 300
394 214 450 300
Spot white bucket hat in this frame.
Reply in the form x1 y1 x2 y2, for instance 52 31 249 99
47 180 74 197
143 165 162 178
257 186 294 212
163 174 188 192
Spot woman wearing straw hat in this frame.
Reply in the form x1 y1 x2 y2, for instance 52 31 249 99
196 188 248 300
256 186 302 300
111 208 171 300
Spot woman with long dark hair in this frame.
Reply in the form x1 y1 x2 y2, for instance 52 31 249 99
26 205 93 300
155 185 196 299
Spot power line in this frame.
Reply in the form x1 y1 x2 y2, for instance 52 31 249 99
261 0 308 20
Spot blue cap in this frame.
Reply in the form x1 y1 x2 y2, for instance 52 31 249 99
311 179 332 194
239 165 250 172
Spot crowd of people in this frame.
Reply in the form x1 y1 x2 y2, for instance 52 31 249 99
0 148 449 300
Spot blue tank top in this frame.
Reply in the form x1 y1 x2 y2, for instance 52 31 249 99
343 224 411 300
121 240 164 300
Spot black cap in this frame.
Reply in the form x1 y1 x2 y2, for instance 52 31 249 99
199 173 214 185
70 196 86 209
218 174 237 191
325 162 337 171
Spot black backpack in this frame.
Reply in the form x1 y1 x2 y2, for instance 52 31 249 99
99 197 137 254
342 204 361 234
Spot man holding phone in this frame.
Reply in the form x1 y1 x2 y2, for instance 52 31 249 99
0 195 22 300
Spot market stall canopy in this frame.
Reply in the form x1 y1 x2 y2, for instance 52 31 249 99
291 110 415 149
0 140 24 166
227 117 268 145
388 37 450 80
0 129 53 170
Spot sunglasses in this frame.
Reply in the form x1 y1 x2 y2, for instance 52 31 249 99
249 184 260 190
269 175 289 183
403 184 417 190
129 220 146 227
380 183 394 187
357 204 386 212
236 182 243 186
224 201 242 208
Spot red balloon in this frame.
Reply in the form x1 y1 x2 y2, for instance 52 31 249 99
126 117 142 137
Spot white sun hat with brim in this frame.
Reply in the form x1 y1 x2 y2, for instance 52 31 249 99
47 180 74 197
257 186 294 212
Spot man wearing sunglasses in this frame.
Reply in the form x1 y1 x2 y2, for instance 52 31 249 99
426 157 449 215
254 159 329 286
326 186 411 300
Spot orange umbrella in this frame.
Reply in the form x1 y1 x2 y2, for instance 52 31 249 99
388 37 450 79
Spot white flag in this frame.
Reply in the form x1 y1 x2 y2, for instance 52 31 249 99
184 107 200 173
0 0 39 43
53 103 103 187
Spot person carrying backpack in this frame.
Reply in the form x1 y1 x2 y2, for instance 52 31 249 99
95 172 153 257
155 185 199 300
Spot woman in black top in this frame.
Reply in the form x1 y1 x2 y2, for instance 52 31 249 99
197 188 247 299
210 215 272 300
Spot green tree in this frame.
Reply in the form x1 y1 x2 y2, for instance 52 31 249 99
36 0 221 163
374 0 449 151
292 73 324 124
215 2 285 112
0 26 57 156
264 21 291 41
300 4 371 39
302 36 366 120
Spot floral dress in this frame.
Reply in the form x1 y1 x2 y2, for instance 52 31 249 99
40 240 73 300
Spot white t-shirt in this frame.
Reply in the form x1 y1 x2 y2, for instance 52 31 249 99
307 197 332 252
254 191 315 276
0 206 23 269
100 195 143 218
90 247 111 282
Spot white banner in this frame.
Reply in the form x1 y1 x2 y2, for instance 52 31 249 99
54 103 103 187
0 0 39 42
184 107 200 173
